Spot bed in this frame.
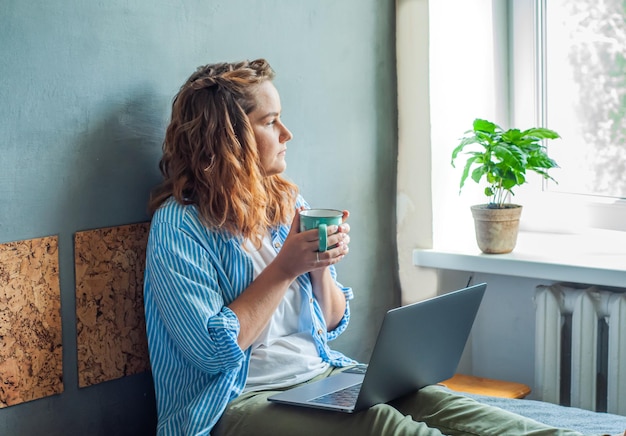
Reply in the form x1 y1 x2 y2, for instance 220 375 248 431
456 390 626 435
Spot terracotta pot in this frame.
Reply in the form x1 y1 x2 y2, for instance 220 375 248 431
470 204 522 254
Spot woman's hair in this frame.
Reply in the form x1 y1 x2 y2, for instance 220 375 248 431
148 59 298 244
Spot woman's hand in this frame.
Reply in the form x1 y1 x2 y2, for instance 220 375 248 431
273 207 350 279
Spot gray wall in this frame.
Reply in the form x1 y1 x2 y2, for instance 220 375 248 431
439 270 564 401
0 1 398 435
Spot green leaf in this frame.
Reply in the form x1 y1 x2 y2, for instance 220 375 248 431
527 154 557 169
451 137 481 164
458 156 482 191
473 118 499 134
493 144 524 170
470 165 487 184
502 129 522 143
521 127 560 140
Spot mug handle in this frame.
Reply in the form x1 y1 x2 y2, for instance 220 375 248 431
318 223 328 252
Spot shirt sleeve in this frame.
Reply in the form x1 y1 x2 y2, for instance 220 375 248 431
146 222 245 374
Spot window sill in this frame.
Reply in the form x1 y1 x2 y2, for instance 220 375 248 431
412 229 626 288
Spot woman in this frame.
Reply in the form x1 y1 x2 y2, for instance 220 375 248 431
143 59 605 435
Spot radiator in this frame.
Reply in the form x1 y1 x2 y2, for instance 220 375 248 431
534 284 626 415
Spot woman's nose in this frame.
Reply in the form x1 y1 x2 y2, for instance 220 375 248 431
280 123 293 142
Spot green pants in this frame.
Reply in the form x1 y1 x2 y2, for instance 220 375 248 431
213 367 590 436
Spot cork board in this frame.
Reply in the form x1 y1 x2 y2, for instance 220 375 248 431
75 222 150 388
0 236 63 408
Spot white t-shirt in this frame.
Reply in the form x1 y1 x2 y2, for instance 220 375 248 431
243 235 329 393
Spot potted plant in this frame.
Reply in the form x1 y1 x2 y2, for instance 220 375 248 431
451 118 561 254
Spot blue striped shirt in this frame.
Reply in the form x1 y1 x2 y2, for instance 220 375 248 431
143 196 355 435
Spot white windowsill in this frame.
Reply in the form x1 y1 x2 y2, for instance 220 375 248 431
412 228 626 288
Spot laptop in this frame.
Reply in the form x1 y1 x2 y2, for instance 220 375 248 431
267 282 486 413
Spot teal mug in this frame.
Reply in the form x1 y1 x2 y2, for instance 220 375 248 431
299 209 343 252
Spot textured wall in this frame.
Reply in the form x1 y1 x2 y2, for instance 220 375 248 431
0 1 397 434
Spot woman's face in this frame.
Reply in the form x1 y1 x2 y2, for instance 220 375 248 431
247 81 293 176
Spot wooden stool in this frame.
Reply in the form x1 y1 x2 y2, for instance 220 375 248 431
439 374 531 399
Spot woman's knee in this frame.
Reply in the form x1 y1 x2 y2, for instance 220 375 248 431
358 403 444 436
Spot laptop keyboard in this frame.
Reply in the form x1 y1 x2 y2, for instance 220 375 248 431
343 364 368 374
309 382 362 408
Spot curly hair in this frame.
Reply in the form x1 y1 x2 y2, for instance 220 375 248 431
148 59 298 244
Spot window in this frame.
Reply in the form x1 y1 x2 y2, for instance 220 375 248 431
429 0 626 249
511 0 626 232
542 0 626 199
